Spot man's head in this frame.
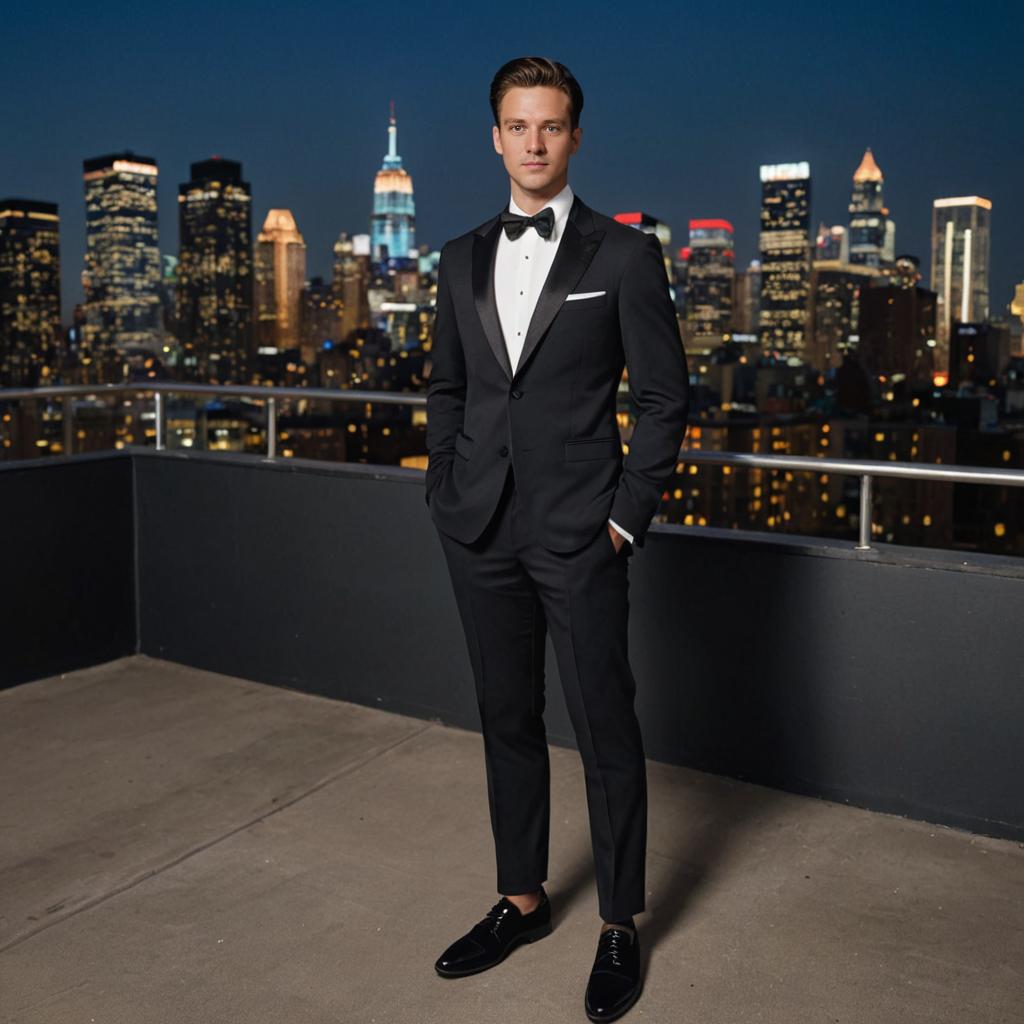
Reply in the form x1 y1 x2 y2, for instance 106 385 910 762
490 57 584 206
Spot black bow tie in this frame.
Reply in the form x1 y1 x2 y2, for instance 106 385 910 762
500 206 555 240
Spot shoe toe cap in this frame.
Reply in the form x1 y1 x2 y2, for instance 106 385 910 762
436 935 486 971
585 972 638 1016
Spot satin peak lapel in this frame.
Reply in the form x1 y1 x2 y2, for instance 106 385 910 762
471 218 513 381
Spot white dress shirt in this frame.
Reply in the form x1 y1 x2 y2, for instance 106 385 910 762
494 183 634 545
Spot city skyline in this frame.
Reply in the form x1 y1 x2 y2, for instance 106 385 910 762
3 1 1021 319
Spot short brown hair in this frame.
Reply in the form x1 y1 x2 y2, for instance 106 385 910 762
489 57 584 131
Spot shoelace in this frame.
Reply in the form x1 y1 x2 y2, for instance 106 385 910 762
482 898 515 934
595 928 631 968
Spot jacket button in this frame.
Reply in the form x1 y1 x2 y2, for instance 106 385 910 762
499 446 509 457
511 389 522 399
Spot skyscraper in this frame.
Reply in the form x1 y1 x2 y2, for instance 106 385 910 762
82 153 162 353
949 321 1009 387
759 162 812 357
815 223 849 263
371 102 416 271
732 260 761 335
176 157 253 383
848 148 895 268
930 196 992 364
333 231 371 341
858 273 937 383
300 275 341 365
254 209 306 352
0 199 61 386
807 261 880 372
685 219 734 352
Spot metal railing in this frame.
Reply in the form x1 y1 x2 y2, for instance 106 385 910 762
0 382 424 461
3 382 1023 552
686 450 1024 549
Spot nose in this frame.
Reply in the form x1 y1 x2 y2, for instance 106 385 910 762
526 128 547 153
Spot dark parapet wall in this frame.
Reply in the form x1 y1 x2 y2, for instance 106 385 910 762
1 452 136 688
9 448 1024 844
132 450 1024 844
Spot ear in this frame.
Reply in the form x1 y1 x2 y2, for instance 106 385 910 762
570 126 582 154
492 123 503 156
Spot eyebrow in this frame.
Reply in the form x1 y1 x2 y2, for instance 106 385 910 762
503 118 566 126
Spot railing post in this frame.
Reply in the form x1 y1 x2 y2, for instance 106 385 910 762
266 395 277 459
856 473 873 550
154 390 165 451
62 394 73 456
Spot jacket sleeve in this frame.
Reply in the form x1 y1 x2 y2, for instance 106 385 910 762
608 231 690 546
424 243 466 506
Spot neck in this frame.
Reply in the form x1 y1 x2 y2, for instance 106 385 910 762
510 174 568 214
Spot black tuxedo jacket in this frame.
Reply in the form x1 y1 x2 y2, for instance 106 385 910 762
425 193 689 552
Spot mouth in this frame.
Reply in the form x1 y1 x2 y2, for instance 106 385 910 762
523 162 548 168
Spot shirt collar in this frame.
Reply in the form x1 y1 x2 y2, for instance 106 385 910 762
507 182 574 241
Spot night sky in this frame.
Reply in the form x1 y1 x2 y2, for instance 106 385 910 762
3 0 1022 321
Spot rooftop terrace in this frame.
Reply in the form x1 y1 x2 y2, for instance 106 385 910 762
1 443 1022 1021
2 655 1021 1022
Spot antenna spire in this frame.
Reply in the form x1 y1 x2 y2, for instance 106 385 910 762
387 100 398 160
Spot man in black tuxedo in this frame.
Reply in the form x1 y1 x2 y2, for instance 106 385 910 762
425 56 689 1022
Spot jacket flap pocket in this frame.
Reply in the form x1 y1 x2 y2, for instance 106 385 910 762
564 436 621 461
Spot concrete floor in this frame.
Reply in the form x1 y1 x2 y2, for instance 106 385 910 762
1 655 1021 1024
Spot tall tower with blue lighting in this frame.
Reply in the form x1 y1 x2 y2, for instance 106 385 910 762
371 101 416 272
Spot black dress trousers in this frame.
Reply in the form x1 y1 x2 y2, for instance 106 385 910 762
435 463 647 924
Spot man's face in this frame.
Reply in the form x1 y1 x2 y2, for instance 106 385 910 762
492 86 581 197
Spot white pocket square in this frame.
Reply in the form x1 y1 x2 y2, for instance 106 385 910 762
565 290 606 301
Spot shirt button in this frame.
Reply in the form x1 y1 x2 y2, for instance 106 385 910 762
499 445 509 457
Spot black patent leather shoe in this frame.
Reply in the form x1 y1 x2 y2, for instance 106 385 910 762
584 926 642 1021
434 889 552 978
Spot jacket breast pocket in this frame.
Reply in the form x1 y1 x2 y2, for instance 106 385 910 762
561 291 607 311
454 430 474 460
564 436 622 461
